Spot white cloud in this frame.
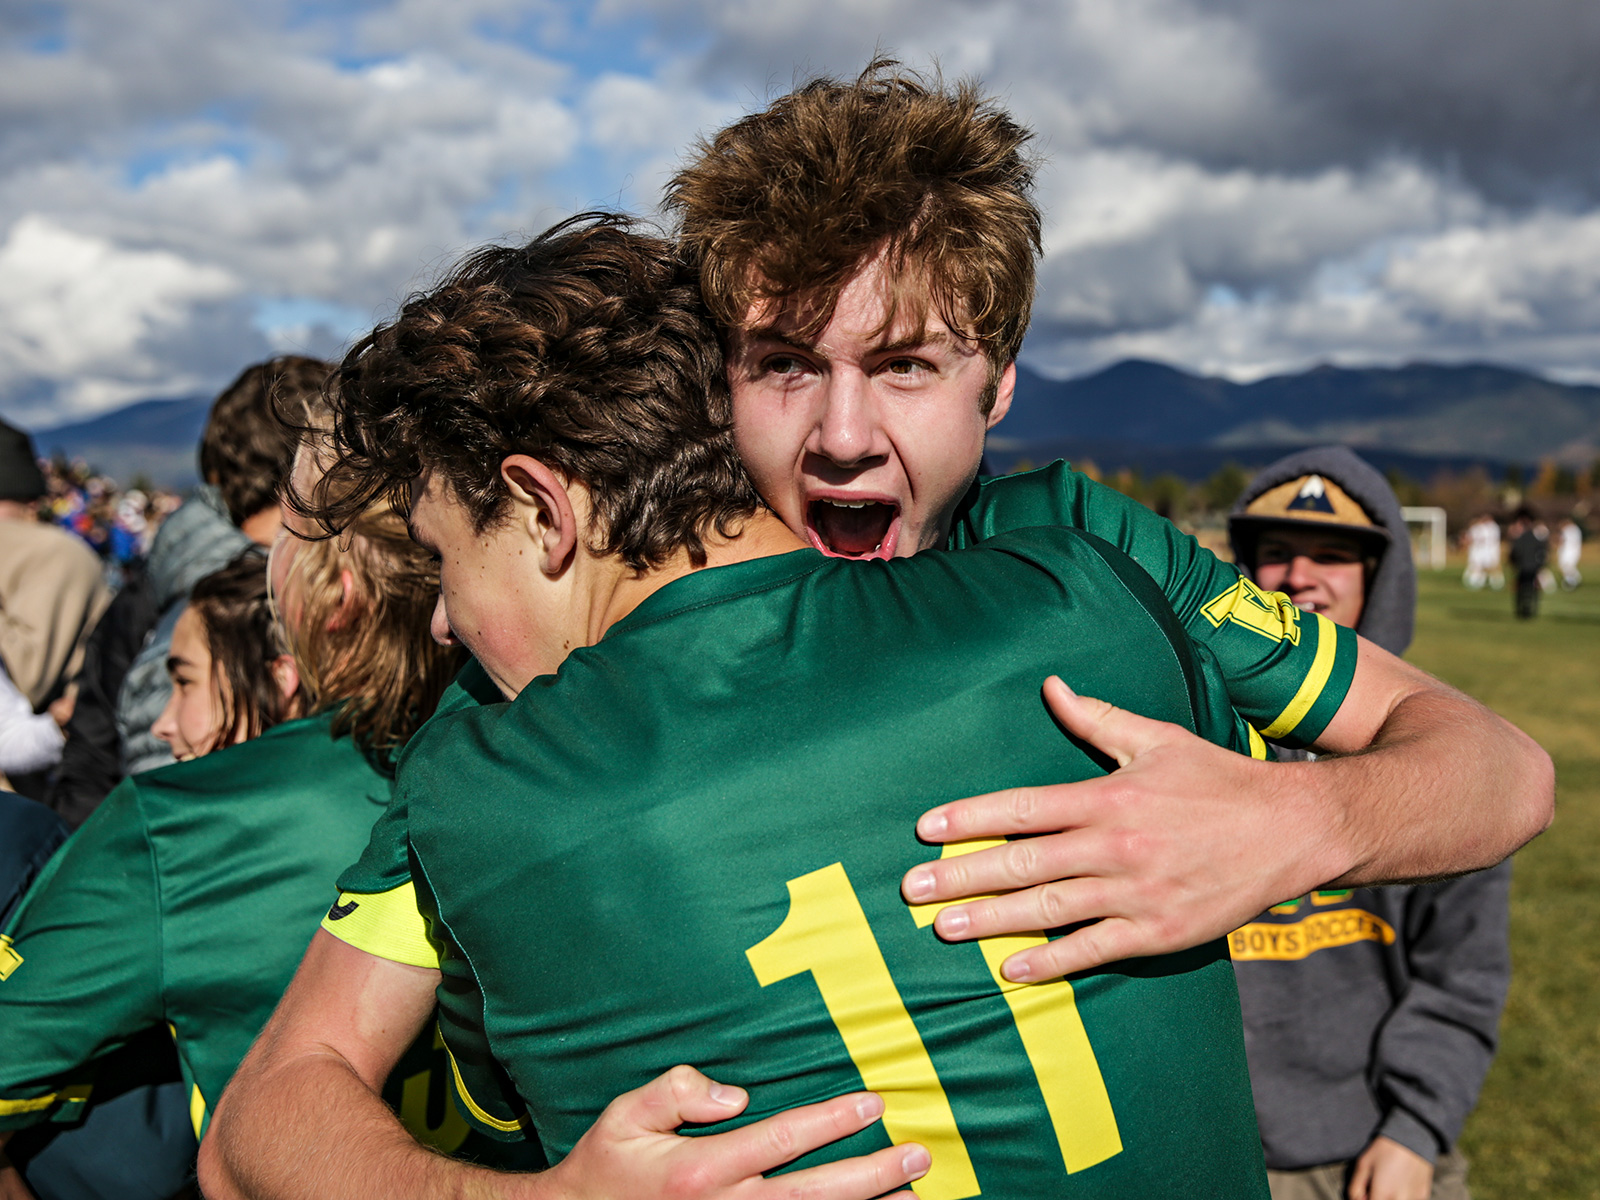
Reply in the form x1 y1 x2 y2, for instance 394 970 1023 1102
0 216 246 420
8 0 1600 426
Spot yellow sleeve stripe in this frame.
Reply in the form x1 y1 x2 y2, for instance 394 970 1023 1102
1260 612 1338 741
447 1045 531 1134
319 881 442 969
1246 724 1268 761
0 1084 92 1117
189 1085 207 1139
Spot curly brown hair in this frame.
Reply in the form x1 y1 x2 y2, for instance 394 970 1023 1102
201 356 330 525
307 213 759 571
666 58 1040 410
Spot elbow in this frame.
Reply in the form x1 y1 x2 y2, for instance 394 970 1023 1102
196 1109 244 1200
195 1135 229 1200
1522 738 1557 844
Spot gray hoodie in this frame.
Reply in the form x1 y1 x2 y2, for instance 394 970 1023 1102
1228 446 1511 1170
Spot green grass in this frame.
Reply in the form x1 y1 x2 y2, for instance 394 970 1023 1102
1409 567 1600 1199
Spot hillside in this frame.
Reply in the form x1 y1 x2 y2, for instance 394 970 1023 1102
31 396 211 489
17 358 1600 489
989 360 1600 478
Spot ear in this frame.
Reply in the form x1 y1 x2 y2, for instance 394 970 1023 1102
323 568 360 631
270 653 302 706
985 360 1016 431
500 455 580 577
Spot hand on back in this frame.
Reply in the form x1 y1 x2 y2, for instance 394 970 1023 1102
542 1065 927 1200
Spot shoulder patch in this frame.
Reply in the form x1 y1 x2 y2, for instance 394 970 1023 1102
1199 578 1302 645
0 935 22 981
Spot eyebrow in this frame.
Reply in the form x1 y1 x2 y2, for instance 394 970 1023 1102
740 324 956 355
165 654 196 675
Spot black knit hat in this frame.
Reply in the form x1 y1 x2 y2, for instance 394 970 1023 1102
0 418 48 502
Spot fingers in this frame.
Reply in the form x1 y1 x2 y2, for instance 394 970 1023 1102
1040 677 1174 769
756 1142 930 1200
905 821 1121 908
662 1087 896 1184
992 918 1152 982
609 1064 750 1135
1346 1148 1374 1200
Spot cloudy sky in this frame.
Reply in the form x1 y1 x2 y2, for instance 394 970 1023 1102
5 0 1600 427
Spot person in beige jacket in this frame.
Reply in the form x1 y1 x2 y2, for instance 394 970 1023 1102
0 419 109 758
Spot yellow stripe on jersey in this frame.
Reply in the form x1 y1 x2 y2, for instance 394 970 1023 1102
189 1084 207 1138
1246 724 1268 761
446 1045 531 1134
0 935 22 980
1260 612 1339 740
0 1083 92 1117
319 881 442 969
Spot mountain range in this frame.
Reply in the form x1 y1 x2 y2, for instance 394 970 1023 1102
987 359 1600 479
20 359 1600 489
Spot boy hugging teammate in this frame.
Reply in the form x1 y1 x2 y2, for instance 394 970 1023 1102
304 216 1272 1198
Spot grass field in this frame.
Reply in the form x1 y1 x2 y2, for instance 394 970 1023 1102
1408 565 1600 1198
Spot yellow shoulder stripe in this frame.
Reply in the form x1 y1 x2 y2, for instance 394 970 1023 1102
319 881 442 969
0 1084 92 1117
1260 612 1338 741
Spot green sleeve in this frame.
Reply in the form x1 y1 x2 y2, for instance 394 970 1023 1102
0 780 166 1130
336 658 502 897
950 461 1358 747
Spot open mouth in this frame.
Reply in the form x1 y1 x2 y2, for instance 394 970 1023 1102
807 499 901 559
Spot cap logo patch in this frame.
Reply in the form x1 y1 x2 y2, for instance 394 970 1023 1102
1285 475 1337 515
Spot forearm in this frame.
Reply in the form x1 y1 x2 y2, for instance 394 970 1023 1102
1301 681 1552 889
202 1045 536 1200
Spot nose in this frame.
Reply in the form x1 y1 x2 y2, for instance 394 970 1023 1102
430 594 459 647
1283 555 1320 591
151 692 179 747
810 370 888 469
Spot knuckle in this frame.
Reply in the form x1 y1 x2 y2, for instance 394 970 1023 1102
1007 786 1041 827
763 1113 800 1158
665 1063 700 1098
1002 837 1041 885
663 1160 717 1199
1034 883 1073 929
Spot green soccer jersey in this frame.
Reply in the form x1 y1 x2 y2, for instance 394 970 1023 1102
404 529 1270 1199
0 713 536 1167
330 460 1354 908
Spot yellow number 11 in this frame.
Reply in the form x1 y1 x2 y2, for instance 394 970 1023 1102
747 850 1122 1200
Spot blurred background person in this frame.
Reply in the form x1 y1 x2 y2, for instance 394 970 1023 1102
1507 507 1548 620
0 661 72 790
1461 513 1503 591
46 357 327 829
1228 446 1511 1200
0 445 472 1196
1557 516 1582 589
0 418 110 803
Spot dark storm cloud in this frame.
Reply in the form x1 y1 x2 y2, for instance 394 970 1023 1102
1185 0 1600 205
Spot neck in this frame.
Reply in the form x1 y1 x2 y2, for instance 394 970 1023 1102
589 509 806 643
0 500 36 521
